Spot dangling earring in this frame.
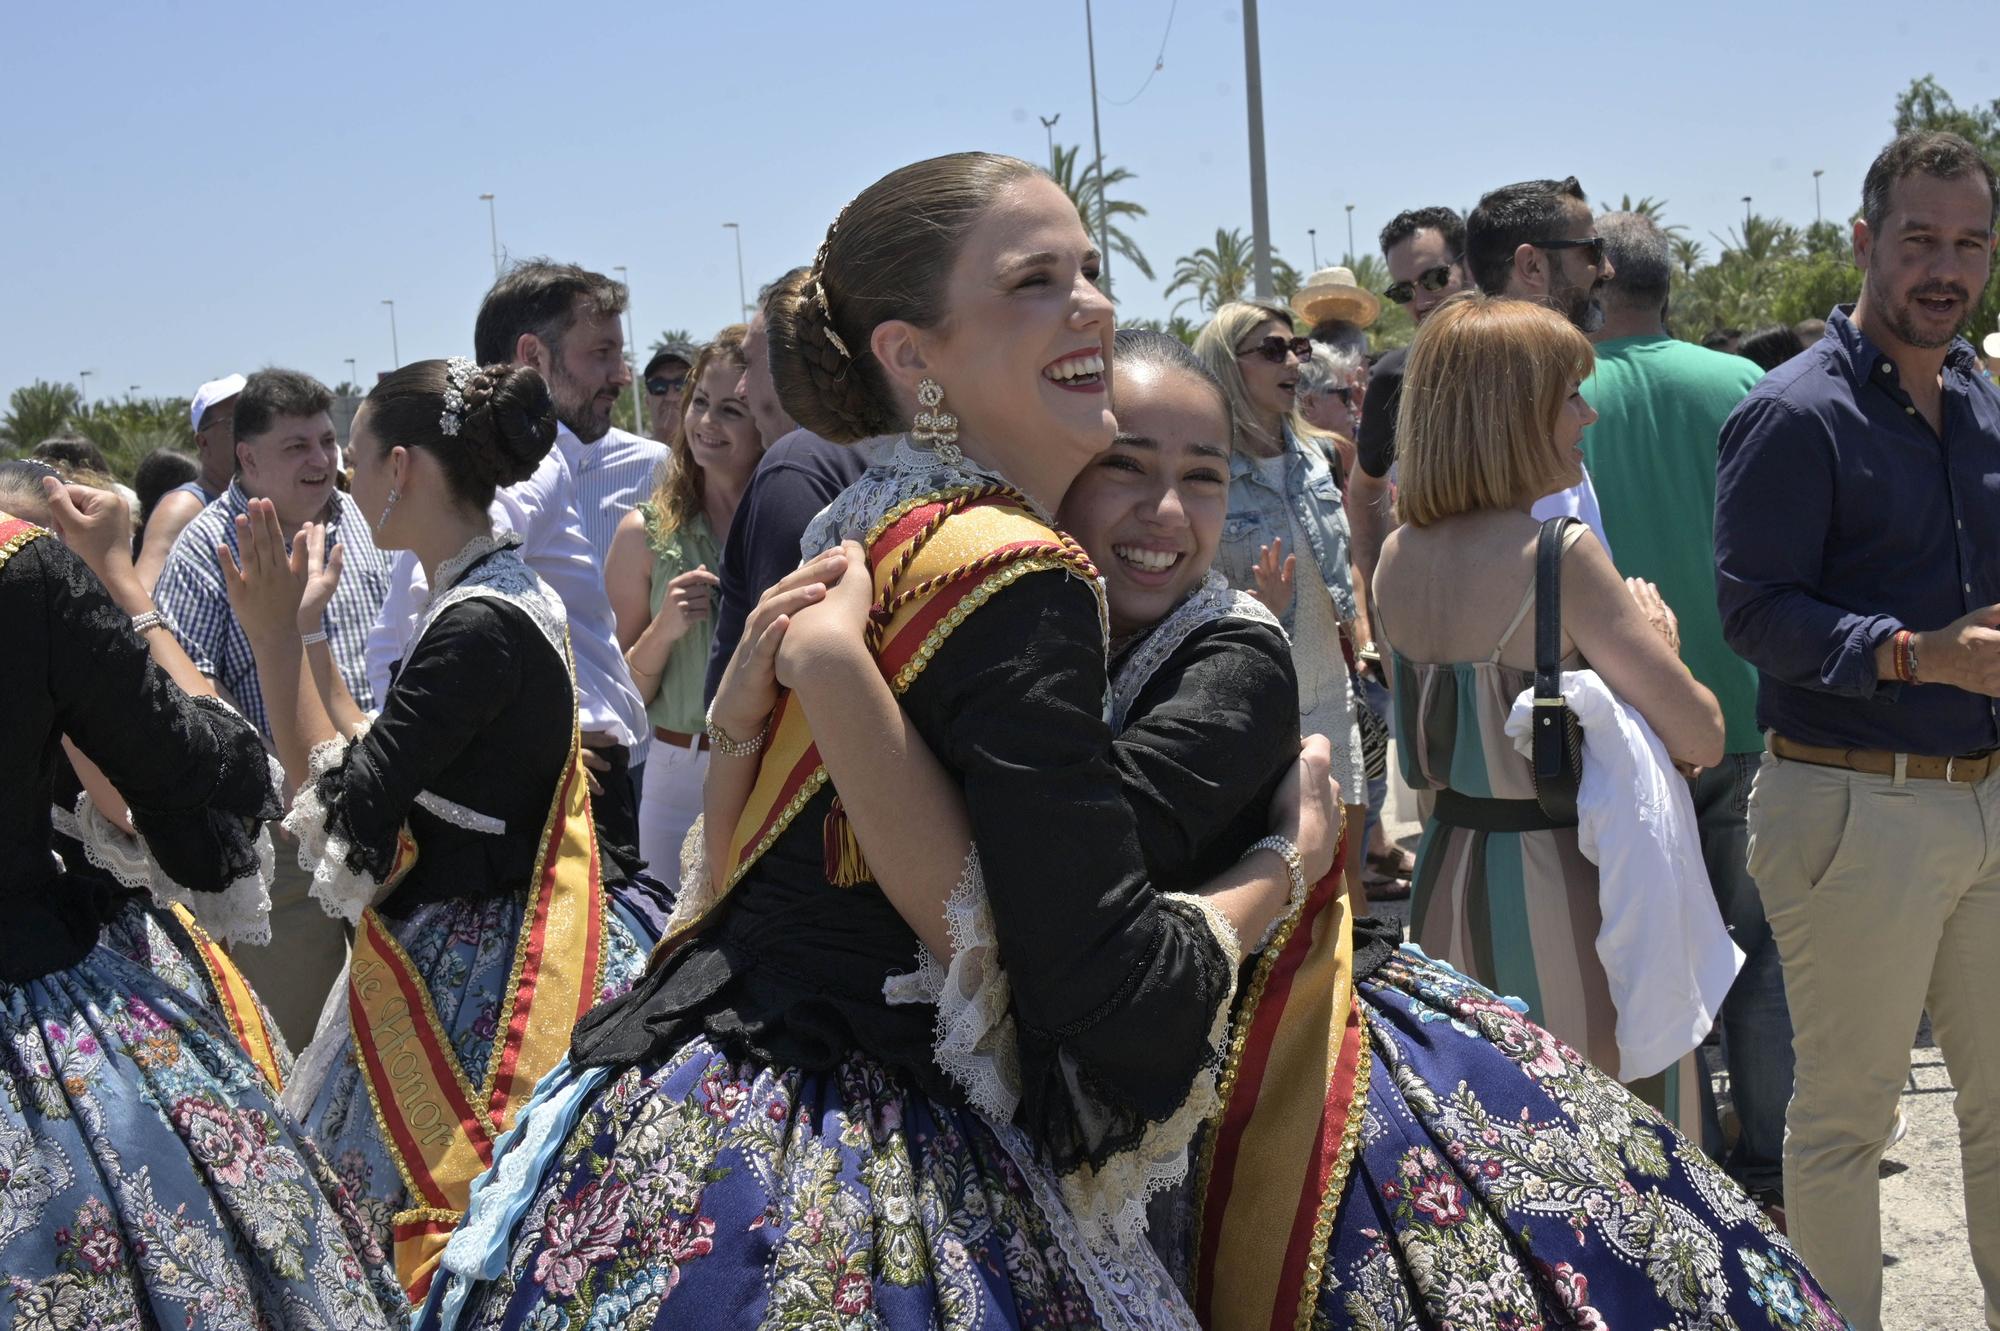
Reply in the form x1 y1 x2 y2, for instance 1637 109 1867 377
911 378 961 465
377 486 400 533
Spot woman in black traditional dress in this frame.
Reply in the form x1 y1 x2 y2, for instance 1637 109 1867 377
0 477 398 1329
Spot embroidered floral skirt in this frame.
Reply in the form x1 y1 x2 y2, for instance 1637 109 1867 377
284 882 668 1262
97 899 294 1078
1316 949 1848 1330
0 939 401 1331
420 1036 1199 1331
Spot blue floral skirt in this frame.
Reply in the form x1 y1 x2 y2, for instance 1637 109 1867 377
0 939 401 1330
421 1038 1197 1331
286 881 668 1260
1316 949 1848 1330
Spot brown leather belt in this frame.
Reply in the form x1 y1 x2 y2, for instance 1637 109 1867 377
1768 733 1998 784
653 725 711 752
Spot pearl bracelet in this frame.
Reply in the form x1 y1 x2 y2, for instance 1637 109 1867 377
130 609 171 636
704 703 771 759
301 630 329 646
1246 833 1309 953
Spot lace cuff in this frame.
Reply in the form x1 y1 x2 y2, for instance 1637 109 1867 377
1053 892 1241 1248
659 815 722 939
284 730 397 924
881 851 1021 1123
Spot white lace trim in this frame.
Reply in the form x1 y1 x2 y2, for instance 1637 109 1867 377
881 850 1021 1122
1055 891 1242 1249
53 781 276 947
284 729 393 926
414 541 568 671
414 790 506 835
659 814 721 939
800 437 1054 559
1107 572 1283 732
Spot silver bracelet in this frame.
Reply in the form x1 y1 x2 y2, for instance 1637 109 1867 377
300 630 329 646
1246 833 1309 953
704 702 771 758
130 609 171 636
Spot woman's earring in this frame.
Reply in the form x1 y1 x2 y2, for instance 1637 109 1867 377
377 487 400 532
911 378 962 465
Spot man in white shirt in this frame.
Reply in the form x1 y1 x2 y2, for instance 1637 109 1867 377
1465 175 1616 547
366 260 651 849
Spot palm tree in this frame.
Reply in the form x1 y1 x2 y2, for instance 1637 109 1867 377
1048 144 1154 291
649 329 698 355
2 381 82 454
1670 235 1706 277
1166 229 1255 314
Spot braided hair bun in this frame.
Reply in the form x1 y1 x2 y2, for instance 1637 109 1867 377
455 362 557 490
767 152 1039 445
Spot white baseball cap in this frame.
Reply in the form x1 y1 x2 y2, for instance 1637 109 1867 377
190 373 246 433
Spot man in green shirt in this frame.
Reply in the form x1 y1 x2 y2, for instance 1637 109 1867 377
1582 211 1784 1214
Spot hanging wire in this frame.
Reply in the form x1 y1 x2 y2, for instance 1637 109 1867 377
1100 0 1179 107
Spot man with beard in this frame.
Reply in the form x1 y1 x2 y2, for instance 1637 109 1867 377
365 262 650 850
1716 131 2000 1331
1462 175 1614 545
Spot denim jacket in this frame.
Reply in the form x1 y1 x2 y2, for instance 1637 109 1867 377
1217 421 1359 632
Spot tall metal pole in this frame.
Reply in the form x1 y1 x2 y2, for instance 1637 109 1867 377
1242 0 1273 298
78 369 93 406
1345 204 1356 263
723 223 749 318
614 265 642 435
1039 113 1062 171
480 193 500 277
1308 229 1318 268
1083 0 1111 295
381 300 399 368
1812 169 1824 225
344 357 357 389
1742 196 1753 231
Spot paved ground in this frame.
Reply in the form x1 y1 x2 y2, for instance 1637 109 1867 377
1372 802 1982 1330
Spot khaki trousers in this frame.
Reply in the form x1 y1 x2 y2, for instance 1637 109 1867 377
1747 753 2000 1331
230 829 350 1052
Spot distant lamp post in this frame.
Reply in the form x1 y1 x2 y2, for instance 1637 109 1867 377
1344 203 1356 262
128 385 141 397
722 222 750 318
1742 195 1753 230
614 265 642 431
381 300 400 368
1308 228 1318 268
1812 169 1824 225
1038 112 1062 170
479 193 501 278
344 357 358 388
78 369 93 405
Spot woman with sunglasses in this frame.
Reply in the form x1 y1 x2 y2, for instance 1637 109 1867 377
1195 301 1378 908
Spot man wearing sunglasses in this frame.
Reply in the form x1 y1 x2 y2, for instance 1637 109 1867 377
1349 207 1475 595
642 342 698 442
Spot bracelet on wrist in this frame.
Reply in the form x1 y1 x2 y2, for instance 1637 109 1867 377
130 609 172 637
1246 833 1310 953
1893 629 1920 685
704 702 771 758
301 629 329 646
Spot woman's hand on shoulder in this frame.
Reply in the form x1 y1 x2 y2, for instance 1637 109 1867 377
709 546 850 740
775 540 875 690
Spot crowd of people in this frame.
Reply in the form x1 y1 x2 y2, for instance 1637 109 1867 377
1 125 1994 1331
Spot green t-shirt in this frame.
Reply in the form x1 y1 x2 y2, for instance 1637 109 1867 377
637 502 721 735
1580 335 1764 754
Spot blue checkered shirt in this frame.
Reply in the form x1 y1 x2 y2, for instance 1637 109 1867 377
153 481 392 741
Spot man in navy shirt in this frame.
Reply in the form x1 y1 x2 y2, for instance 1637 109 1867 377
1716 130 2000 1331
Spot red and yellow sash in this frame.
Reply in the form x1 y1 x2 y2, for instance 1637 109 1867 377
1194 841 1370 1331
167 904 288 1093
665 486 1096 948
349 722 606 1304
0 514 47 571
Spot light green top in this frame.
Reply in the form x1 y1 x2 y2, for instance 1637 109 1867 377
1580 334 1764 753
638 502 720 735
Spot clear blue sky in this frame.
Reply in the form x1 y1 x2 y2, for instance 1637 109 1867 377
4 0 1993 406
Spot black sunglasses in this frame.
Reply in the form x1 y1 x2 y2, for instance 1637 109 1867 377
1532 236 1607 266
645 375 688 398
1237 335 1314 365
1383 260 1461 306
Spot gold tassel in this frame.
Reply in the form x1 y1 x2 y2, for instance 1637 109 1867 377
822 796 871 888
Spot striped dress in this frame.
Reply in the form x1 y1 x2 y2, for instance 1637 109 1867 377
1391 605 1703 1128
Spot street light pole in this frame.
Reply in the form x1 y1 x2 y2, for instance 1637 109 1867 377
1813 169 1824 225
479 193 500 278
1242 0 1273 299
1083 0 1112 296
614 265 642 434
78 369 93 406
381 300 400 368
722 223 750 319
1345 204 1356 263
1308 229 1318 268
1742 196 1753 231
1039 113 1062 171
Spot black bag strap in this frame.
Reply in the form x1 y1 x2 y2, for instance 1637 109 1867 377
1532 517 1577 781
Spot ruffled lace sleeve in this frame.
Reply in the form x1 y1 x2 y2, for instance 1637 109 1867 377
283 725 407 924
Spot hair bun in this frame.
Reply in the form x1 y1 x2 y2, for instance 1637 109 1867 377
457 362 557 488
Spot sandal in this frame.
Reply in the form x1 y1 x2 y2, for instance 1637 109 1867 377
1362 865 1412 902
1366 846 1417 879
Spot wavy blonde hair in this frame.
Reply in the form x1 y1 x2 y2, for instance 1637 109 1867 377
1393 293 1594 527
1191 300 1338 460
647 325 749 536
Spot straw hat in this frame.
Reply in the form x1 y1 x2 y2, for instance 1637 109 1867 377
1291 265 1381 329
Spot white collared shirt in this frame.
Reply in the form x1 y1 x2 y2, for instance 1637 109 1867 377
560 424 668 573
365 443 648 748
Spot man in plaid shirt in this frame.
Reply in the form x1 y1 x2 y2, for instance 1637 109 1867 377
154 367 391 1043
